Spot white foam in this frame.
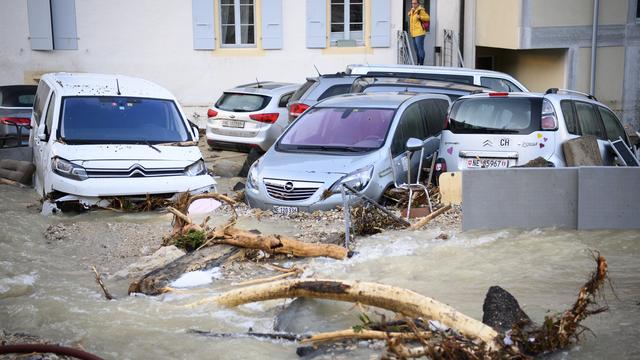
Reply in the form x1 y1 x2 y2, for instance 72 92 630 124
170 267 222 288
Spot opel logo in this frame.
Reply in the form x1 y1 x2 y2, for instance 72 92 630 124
283 182 295 192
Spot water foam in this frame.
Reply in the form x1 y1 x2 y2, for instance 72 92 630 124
170 267 222 288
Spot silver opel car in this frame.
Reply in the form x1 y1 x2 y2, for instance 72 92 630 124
245 93 450 213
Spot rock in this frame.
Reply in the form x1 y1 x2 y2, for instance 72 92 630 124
482 286 532 332
233 181 245 191
237 147 262 177
562 135 603 166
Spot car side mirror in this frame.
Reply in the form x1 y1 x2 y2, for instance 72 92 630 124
188 120 200 139
405 138 423 152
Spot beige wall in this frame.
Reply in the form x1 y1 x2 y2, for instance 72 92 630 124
575 47 625 112
476 0 522 49
476 47 567 92
531 0 628 27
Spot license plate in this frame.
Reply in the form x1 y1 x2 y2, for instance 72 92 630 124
273 206 298 215
467 159 509 168
222 120 245 128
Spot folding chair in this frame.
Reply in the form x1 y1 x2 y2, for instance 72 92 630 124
390 137 440 220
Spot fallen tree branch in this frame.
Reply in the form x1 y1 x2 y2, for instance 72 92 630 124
91 266 115 300
213 279 500 350
300 328 433 344
409 204 452 230
212 227 348 260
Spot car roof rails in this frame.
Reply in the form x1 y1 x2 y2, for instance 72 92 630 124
545 88 597 101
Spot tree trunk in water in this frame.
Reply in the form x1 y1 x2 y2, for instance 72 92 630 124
215 279 500 349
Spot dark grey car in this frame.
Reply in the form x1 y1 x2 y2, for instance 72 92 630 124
0 85 37 147
286 73 358 122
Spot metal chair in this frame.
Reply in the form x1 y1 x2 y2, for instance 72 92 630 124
390 137 440 220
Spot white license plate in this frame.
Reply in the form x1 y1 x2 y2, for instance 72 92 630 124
273 206 298 215
222 120 245 128
466 159 509 168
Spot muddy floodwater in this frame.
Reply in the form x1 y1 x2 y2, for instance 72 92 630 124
1 184 639 359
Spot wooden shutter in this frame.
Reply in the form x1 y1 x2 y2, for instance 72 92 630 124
192 0 216 50
27 0 53 50
370 0 390 48
261 0 283 49
50 0 78 50
306 0 326 48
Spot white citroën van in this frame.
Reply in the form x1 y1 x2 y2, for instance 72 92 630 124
30 73 215 208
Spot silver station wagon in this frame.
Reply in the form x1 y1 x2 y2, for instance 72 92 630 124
245 93 450 213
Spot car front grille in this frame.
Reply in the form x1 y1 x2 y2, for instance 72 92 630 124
85 165 184 178
264 178 322 201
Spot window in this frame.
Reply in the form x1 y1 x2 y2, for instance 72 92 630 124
43 93 56 138
278 92 294 108
215 93 270 112
448 98 540 135
392 103 427 156
419 99 449 135
220 0 255 47
560 100 578 134
598 106 626 142
574 102 605 139
27 0 78 50
637 0 640 20
32 82 51 126
480 77 522 92
317 84 352 101
330 0 364 46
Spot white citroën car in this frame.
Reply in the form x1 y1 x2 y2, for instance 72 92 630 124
30 73 215 208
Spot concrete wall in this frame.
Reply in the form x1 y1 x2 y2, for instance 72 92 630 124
475 0 522 49
462 168 640 231
530 0 628 27
574 46 625 112
476 47 567 91
0 0 401 121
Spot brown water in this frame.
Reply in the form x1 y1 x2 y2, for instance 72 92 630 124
1 185 639 359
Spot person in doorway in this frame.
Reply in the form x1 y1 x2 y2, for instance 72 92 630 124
408 0 430 65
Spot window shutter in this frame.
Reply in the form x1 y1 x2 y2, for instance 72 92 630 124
306 0 326 48
192 0 216 50
27 0 53 50
370 0 390 47
51 0 78 50
261 0 283 49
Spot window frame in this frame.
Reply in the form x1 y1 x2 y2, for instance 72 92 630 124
219 0 256 48
43 92 56 140
597 105 628 144
330 0 365 47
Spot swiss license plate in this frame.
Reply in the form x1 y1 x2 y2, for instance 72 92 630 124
467 159 509 168
222 119 245 128
273 206 298 215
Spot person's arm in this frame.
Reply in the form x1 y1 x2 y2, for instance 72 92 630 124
418 8 430 22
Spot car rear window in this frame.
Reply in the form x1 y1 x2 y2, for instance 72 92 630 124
449 97 542 135
0 86 37 107
317 84 352 101
278 107 395 152
289 80 316 103
215 92 270 112
60 97 191 143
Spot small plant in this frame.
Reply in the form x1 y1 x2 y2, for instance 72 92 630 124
174 229 207 252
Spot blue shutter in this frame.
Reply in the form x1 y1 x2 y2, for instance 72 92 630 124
192 0 216 50
27 0 53 50
370 0 390 47
306 0 326 48
51 0 78 50
261 0 283 49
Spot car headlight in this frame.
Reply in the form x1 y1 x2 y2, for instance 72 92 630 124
247 160 259 190
184 159 207 176
52 157 88 181
329 165 374 193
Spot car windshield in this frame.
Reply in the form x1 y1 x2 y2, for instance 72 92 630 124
215 92 270 112
278 107 395 152
448 97 542 134
60 97 191 143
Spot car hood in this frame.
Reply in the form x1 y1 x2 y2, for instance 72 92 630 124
256 148 382 181
51 143 203 167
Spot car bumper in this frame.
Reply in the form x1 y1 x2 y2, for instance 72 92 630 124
206 125 280 152
50 174 216 198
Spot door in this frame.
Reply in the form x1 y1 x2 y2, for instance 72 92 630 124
390 102 428 184
33 91 55 195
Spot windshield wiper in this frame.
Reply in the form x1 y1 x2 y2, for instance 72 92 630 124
295 145 368 152
143 141 162 153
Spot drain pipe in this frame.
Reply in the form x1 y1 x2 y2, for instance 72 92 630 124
589 0 599 95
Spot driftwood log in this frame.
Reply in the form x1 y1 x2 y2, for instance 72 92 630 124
213 279 500 349
128 245 240 295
